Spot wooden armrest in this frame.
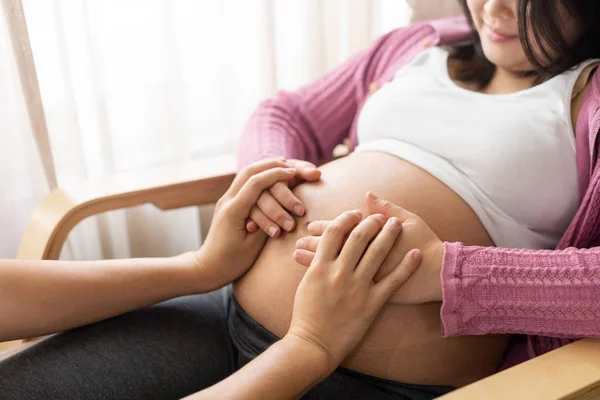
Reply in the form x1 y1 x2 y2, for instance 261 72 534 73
439 339 600 400
18 155 236 261
0 340 38 362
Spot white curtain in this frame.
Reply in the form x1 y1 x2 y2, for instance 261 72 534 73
0 0 412 260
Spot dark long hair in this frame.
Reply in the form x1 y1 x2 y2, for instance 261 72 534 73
451 0 600 89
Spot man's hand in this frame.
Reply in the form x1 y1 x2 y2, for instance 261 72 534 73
195 158 298 291
246 159 321 237
295 192 444 304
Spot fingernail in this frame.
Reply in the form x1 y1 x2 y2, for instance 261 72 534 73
387 217 401 227
283 220 294 231
367 192 378 200
412 250 421 262
374 213 386 222
268 226 278 237
294 204 304 216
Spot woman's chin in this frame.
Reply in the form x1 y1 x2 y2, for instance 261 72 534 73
481 47 532 73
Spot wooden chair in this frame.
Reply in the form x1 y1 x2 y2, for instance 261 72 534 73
2 153 600 399
3 2 600 397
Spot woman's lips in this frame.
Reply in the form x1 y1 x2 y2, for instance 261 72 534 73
483 25 518 43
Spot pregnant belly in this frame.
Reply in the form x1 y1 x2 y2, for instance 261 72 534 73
233 151 510 387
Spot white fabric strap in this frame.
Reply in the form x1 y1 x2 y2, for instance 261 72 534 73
572 61 599 99
2 0 57 190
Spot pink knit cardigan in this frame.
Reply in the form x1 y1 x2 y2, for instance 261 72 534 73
236 17 600 367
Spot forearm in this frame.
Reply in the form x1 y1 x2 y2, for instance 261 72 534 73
187 335 334 400
441 242 600 338
0 252 205 341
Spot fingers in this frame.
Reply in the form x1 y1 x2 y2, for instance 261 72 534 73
371 252 401 283
365 192 412 222
307 220 330 236
230 157 288 194
231 167 296 220
245 218 258 233
250 205 281 238
294 236 319 267
285 159 321 182
316 210 363 262
355 217 403 281
296 167 321 182
370 250 421 309
310 193 414 234
254 181 305 231
293 249 315 267
337 214 387 271
249 181 306 236
296 236 320 253
269 182 305 216
257 191 296 231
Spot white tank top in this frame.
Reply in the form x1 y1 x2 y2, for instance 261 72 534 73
354 46 599 249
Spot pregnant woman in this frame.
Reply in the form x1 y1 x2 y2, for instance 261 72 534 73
3 0 600 399
235 0 600 394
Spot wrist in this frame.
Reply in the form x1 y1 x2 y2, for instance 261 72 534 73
172 250 215 294
432 241 444 302
281 334 338 378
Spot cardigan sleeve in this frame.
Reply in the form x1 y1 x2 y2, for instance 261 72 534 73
236 24 435 170
441 242 600 339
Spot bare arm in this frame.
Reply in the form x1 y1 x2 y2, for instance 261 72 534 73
187 335 332 400
0 158 298 342
0 254 203 342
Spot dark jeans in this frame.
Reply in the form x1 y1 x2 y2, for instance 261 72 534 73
0 287 454 400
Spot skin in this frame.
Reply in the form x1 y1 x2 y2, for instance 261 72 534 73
2 1 591 396
266 0 594 304
192 211 421 399
0 157 422 399
246 159 321 237
460 0 582 94
0 158 295 342
251 1 588 238
296 192 444 305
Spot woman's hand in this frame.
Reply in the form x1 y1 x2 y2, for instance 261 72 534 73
192 210 421 400
295 192 444 305
195 158 298 291
287 209 422 373
246 159 321 237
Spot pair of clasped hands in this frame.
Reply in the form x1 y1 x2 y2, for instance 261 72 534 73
207 157 444 370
